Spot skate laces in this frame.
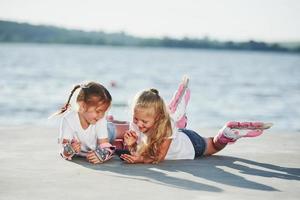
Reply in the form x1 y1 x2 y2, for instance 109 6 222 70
226 121 273 130
220 121 273 144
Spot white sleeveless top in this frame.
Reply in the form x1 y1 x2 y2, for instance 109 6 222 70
132 120 195 160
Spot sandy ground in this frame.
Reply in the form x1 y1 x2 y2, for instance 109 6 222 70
0 126 299 200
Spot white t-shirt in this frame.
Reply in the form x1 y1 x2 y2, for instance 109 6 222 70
59 110 108 154
132 120 195 160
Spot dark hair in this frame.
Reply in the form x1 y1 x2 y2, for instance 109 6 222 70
149 88 159 95
56 81 112 115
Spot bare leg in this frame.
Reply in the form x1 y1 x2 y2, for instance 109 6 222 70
204 137 226 156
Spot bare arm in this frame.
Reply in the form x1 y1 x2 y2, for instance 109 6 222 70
155 138 172 162
121 138 172 164
123 130 138 154
97 138 109 145
86 138 112 164
61 138 81 157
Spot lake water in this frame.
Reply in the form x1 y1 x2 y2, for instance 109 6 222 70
0 43 299 132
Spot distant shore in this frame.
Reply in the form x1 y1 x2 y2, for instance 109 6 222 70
1 20 299 53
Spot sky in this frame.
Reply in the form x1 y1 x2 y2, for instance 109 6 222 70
0 0 300 42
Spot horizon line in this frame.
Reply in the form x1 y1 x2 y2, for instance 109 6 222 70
1 18 300 44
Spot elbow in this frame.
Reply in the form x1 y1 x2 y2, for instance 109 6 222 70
156 158 165 164
144 157 165 164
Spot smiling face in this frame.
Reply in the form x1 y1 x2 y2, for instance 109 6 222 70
133 107 157 134
80 101 110 125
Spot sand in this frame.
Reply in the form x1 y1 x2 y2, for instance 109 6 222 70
0 126 299 200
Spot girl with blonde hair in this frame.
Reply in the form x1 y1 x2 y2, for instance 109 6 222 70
121 78 272 164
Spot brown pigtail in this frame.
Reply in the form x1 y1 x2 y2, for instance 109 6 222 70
49 81 112 119
59 85 81 114
48 85 81 119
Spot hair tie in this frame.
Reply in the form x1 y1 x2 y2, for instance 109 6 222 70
80 84 88 89
150 88 159 95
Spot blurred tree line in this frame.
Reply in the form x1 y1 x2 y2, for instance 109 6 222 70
0 20 299 53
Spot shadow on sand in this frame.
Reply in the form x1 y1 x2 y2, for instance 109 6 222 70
72 155 300 192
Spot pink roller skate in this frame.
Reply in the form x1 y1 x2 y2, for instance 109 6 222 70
214 121 273 144
168 75 190 128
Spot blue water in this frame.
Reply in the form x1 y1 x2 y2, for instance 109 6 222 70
0 43 299 132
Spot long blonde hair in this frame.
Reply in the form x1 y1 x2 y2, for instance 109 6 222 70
133 88 172 162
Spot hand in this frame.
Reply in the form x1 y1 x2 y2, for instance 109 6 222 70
86 151 103 164
124 130 138 146
71 139 81 153
120 154 142 164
